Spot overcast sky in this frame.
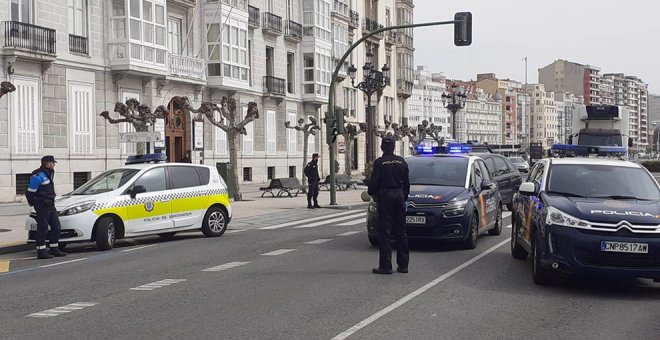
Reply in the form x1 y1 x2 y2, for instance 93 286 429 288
413 0 660 93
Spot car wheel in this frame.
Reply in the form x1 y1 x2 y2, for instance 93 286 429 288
158 232 177 240
506 202 514 211
368 235 378 247
488 205 503 236
532 235 553 285
202 207 228 237
510 217 528 260
463 214 479 249
95 216 116 251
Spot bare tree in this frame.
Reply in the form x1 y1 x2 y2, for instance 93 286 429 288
0 82 16 98
100 98 168 155
397 120 445 153
285 116 320 187
192 96 259 201
342 122 366 177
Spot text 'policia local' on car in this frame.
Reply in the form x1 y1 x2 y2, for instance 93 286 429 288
511 144 660 285
25 154 232 250
367 144 504 249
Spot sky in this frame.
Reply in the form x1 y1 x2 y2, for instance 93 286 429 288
413 0 660 93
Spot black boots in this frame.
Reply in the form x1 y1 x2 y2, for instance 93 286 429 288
372 268 393 275
37 249 53 259
49 246 67 257
36 245 67 259
313 202 321 208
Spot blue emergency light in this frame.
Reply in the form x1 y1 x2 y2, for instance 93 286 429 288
446 143 473 154
416 145 438 154
415 143 474 155
125 153 167 165
551 144 626 157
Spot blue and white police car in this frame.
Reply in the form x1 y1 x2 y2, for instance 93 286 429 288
511 144 660 285
367 144 503 249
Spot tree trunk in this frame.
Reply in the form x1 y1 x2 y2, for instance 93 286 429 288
135 125 149 155
228 130 242 201
302 132 309 188
344 136 352 178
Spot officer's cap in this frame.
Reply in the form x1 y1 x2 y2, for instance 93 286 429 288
41 155 57 164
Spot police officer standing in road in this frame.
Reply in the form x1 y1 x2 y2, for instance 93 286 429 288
26 156 66 259
304 153 321 209
368 137 410 274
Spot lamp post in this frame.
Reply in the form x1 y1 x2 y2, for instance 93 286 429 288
441 83 467 140
348 51 390 164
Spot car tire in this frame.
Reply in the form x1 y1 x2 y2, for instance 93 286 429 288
463 214 479 249
368 235 378 247
158 232 177 240
488 205 503 236
506 202 514 211
532 235 553 285
202 207 228 237
510 217 528 260
95 216 117 251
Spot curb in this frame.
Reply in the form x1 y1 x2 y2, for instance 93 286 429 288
0 242 32 255
323 202 369 210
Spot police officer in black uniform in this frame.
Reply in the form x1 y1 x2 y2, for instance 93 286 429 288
26 156 67 259
304 153 321 209
368 137 410 274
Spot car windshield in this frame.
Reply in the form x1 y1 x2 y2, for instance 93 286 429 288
407 157 468 187
509 157 525 164
547 164 660 200
578 134 622 147
71 168 140 195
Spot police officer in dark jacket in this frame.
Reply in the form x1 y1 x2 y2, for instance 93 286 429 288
26 156 66 259
367 137 410 274
304 153 321 209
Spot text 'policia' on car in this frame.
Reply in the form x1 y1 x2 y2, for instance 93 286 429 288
367 143 505 250
511 143 660 285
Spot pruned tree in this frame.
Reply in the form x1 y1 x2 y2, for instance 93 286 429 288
0 81 16 98
342 121 366 177
192 95 259 201
398 120 445 153
100 98 168 155
285 116 320 187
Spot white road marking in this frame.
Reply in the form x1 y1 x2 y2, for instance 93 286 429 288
202 261 251 272
27 302 97 318
330 238 511 340
337 231 363 237
503 212 512 218
337 218 366 226
226 229 246 234
305 239 333 245
261 249 297 256
259 211 358 230
130 279 186 291
122 244 157 252
295 212 367 229
39 258 88 268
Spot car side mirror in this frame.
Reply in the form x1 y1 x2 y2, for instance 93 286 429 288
480 180 494 191
129 185 146 199
518 182 535 196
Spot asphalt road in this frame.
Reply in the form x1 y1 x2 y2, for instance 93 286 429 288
1 208 659 340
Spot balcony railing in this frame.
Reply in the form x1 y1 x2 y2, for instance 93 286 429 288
69 34 88 54
362 18 383 38
332 0 350 18
264 76 286 96
262 12 283 35
385 31 396 45
349 10 359 29
169 54 205 80
396 32 414 49
397 79 413 98
248 6 260 28
220 0 247 10
3 21 56 55
284 20 302 42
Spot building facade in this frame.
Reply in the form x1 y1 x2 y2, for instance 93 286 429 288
454 87 501 145
526 84 557 148
407 66 449 139
602 73 649 147
476 73 522 145
538 59 601 105
554 92 583 144
0 0 414 202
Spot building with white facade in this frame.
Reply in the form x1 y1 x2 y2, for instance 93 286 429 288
554 92 584 144
526 83 558 148
454 87 501 145
407 66 449 138
0 0 413 202
602 73 649 147
476 73 523 145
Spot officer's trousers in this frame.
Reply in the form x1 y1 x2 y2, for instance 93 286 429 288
34 203 61 247
376 189 409 270
307 180 319 204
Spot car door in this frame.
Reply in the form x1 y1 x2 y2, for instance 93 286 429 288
505 158 523 191
477 159 498 227
493 156 514 204
472 159 495 230
125 166 173 234
518 161 546 249
167 165 207 228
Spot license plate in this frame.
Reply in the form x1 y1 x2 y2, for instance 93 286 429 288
406 216 426 224
600 241 649 254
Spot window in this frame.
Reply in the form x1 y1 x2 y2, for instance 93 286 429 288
493 157 510 176
68 0 87 36
289 166 296 178
287 52 295 94
125 0 166 64
307 114 316 157
168 166 202 189
167 17 181 54
344 88 356 116
266 110 276 155
303 53 314 94
206 23 221 76
73 169 139 195
196 167 210 185
477 160 491 182
214 110 227 155
15 174 31 195
332 23 348 59
69 82 95 154
134 167 167 192
267 166 275 180
209 19 248 80
243 167 252 181
11 0 31 23
484 157 496 175
73 172 91 190
242 110 254 155
473 161 484 188
111 0 126 40
287 111 297 155
12 77 40 154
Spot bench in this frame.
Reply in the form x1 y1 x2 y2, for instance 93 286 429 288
259 179 282 197
260 178 305 198
319 174 359 191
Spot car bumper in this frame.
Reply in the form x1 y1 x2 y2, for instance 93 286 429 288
367 208 470 242
25 210 97 243
540 225 660 280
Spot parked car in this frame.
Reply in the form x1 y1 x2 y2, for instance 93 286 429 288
479 154 523 211
508 156 530 173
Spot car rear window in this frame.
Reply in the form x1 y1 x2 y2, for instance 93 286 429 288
407 157 468 187
196 166 210 185
168 166 202 189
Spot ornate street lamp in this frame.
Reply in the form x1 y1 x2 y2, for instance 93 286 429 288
442 83 467 140
348 50 390 164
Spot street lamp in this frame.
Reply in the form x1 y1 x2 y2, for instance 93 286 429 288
441 83 467 140
348 50 390 164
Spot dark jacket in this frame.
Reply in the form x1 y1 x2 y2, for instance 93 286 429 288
304 160 321 183
367 153 410 198
26 167 56 207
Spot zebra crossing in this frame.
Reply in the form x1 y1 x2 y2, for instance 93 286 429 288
130 279 187 291
27 302 98 318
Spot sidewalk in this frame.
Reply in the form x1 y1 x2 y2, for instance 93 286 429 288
0 184 370 254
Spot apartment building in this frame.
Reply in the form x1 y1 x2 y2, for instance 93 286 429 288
407 66 449 138
538 59 601 105
526 83 557 148
476 73 522 145
454 87 501 145
602 73 649 147
554 92 583 144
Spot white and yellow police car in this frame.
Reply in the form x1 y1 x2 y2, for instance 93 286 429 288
25 154 232 250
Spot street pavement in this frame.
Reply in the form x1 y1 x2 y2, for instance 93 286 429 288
1 207 658 340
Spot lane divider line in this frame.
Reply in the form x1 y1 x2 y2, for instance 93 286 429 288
122 244 158 252
337 231 363 237
40 258 88 268
130 279 187 291
261 249 297 256
295 212 367 229
305 239 333 245
330 238 511 340
202 261 251 272
27 302 98 318
259 211 358 230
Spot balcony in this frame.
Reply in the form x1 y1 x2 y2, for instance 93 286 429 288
168 54 205 83
332 0 350 20
219 0 247 10
396 0 414 6
385 31 396 46
334 60 348 81
397 79 413 99
349 10 359 29
248 6 260 29
284 20 302 43
262 12 283 36
396 31 414 49
68 34 88 54
2 21 56 62
108 42 168 75
362 18 384 39
264 76 285 97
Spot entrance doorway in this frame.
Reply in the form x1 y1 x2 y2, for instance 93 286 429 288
165 97 189 162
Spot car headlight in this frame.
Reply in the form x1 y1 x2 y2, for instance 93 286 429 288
60 201 96 216
446 199 468 208
545 206 588 228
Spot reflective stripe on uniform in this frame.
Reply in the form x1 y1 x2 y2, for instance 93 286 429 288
36 245 47 250
50 243 58 247
41 179 50 185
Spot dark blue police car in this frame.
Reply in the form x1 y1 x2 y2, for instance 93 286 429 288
511 155 660 285
367 145 503 249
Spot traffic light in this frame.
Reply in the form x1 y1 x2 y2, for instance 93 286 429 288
335 108 346 135
454 12 472 46
325 115 336 145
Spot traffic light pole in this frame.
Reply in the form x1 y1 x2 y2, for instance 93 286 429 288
326 19 462 206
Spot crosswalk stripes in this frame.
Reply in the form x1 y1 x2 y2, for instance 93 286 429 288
130 279 187 291
202 262 250 272
27 302 98 318
258 210 358 230
337 231 363 237
261 249 297 256
305 239 333 245
337 218 366 226
294 212 367 229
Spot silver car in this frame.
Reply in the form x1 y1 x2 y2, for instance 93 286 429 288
508 157 529 173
